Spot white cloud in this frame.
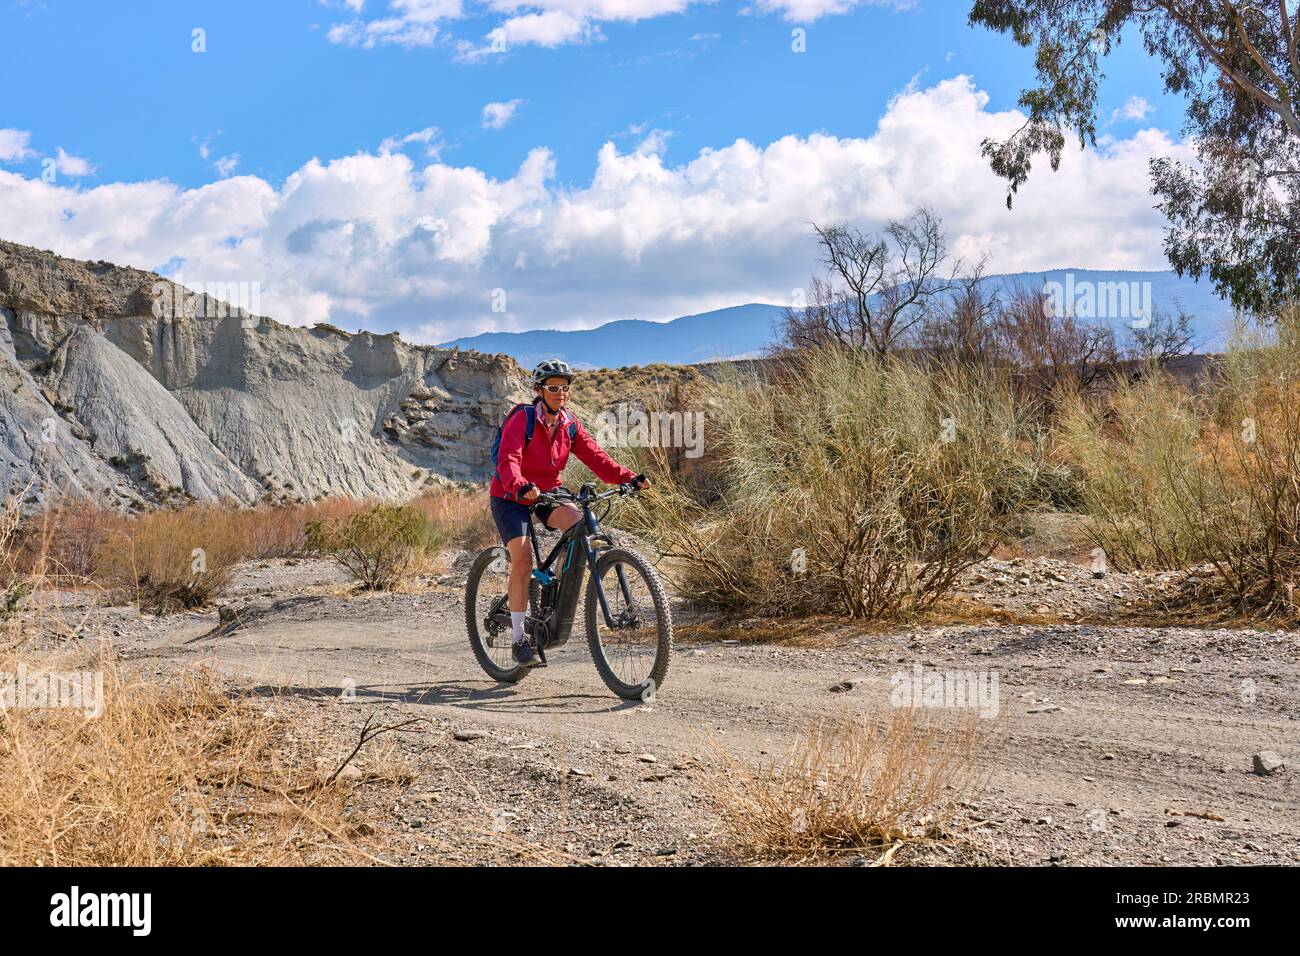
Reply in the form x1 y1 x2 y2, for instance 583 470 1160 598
745 0 912 22
325 1 910 57
195 131 219 161
494 9 593 47
0 129 37 163
1111 95 1154 123
633 128 672 156
0 131 94 177
213 154 241 178
327 0 463 48
334 0 700 56
482 99 523 129
0 76 1192 343
52 148 95 177
380 126 444 158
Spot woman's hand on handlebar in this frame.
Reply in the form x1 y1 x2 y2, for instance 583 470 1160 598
518 482 540 503
531 487 575 508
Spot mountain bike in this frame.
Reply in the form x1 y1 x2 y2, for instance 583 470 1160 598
464 482 672 701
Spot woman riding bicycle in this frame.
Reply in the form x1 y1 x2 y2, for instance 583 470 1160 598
490 359 651 667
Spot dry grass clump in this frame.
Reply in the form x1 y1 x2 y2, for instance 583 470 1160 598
1059 305 1300 622
410 487 499 552
97 505 249 613
0 650 377 865
628 346 1039 620
702 708 986 862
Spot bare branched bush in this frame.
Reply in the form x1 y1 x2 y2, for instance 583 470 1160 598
14 496 126 586
779 209 959 356
236 503 315 560
1124 308 1195 369
913 266 1002 368
702 708 985 861
992 286 1119 401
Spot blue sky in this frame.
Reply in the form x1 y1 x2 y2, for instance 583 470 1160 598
0 0 1197 341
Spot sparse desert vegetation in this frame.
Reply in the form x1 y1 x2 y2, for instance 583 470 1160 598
4 488 500 611
617 346 1038 620
1058 306 1300 624
304 505 441 591
3 303 1298 867
703 709 987 862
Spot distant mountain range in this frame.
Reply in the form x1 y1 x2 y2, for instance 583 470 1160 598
441 303 786 369
441 270 1238 369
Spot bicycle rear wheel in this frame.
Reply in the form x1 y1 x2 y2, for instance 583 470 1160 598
465 546 536 684
584 547 671 700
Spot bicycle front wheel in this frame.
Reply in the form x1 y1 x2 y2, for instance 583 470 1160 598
584 547 672 700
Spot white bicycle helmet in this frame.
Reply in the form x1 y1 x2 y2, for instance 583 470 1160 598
531 359 574 386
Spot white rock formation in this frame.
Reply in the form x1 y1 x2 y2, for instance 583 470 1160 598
0 240 530 507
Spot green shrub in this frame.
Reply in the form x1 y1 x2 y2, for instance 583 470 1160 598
304 505 439 590
630 346 1039 620
1058 305 1300 621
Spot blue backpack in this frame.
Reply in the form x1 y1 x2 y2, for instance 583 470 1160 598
490 402 578 489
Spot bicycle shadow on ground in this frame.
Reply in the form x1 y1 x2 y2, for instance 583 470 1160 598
238 679 642 714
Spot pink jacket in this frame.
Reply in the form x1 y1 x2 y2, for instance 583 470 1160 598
490 400 637 501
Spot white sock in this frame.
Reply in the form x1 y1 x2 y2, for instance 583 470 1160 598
511 611 526 644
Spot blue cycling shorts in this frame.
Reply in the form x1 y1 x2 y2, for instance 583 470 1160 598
490 495 557 546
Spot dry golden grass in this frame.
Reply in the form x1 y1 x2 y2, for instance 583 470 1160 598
97 505 249 613
0 649 384 866
410 487 499 551
702 708 988 863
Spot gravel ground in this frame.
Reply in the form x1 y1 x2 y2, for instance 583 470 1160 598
24 549 1300 866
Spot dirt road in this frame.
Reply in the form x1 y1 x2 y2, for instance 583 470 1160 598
95 554 1300 866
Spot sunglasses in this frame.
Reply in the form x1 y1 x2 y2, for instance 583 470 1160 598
541 384 571 394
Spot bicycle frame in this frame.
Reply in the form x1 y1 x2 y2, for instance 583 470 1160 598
490 485 634 658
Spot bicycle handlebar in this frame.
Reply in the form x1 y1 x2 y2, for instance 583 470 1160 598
530 482 638 510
